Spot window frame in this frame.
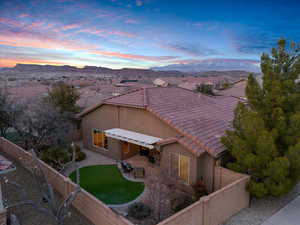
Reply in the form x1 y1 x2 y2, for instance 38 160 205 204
92 128 108 151
178 154 190 185
169 152 190 185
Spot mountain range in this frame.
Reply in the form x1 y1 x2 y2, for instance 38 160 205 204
151 59 260 73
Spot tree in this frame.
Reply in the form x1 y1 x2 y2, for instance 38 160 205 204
14 100 73 151
45 82 80 114
221 39 300 198
195 84 215 95
0 89 21 138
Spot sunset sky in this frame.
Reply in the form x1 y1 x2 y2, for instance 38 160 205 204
0 0 299 68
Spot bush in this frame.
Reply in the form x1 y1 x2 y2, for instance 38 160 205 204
192 179 208 199
40 147 71 170
128 202 152 220
76 151 86 161
170 194 195 213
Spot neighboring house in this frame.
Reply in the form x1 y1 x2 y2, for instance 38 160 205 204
153 78 169 87
216 80 247 99
79 87 240 192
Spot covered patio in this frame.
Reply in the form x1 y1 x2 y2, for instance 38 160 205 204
105 128 162 163
104 128 163 180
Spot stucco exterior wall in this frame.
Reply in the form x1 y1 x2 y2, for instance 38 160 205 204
161 142 198 186
118 107 178 138
198 153 216 193
107 137 121 160
81 104 179 158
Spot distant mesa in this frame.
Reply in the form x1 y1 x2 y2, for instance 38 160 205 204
10 63 259 78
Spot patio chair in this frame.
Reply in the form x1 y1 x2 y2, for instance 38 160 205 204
121 162 133 173
133 167 145 179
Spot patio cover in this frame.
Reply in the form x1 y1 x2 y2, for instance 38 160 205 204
104 128 162 149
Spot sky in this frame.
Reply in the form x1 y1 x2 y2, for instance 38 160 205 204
0 0 299 69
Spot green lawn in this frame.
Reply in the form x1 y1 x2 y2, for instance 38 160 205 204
69 165 145 204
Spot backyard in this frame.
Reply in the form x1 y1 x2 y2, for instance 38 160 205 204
69 165 145 205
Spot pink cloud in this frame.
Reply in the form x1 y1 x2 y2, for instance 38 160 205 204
0 58 67 68
92 50 177 62
61 23 81 30
0 18 24 27
18 14 30 18
78 27 137 38
125 19 140 24
0 30 97 51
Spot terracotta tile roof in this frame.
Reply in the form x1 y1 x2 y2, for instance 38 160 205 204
80 87 241 157
216 80 247 99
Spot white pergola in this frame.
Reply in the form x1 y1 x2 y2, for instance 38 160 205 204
104 128 162 149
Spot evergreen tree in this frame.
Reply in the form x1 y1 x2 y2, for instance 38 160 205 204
221 39 300 198
196 84 215 95
45 82 80 114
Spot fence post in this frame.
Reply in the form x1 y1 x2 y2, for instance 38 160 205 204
202 196 210 225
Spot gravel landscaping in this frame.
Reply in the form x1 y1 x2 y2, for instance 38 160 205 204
2 155 94 225
224 182 300 225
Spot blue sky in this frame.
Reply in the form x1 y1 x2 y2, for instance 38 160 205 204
0 0 299 68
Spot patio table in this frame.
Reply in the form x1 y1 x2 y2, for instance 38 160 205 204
133 167 145 179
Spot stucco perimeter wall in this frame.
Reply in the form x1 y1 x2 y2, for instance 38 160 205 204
157 166 250 225
214 166 246 190
0 138 134 225
0 184 6 225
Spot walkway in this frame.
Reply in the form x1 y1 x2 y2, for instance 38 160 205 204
261 195 300 225
62 144 116 176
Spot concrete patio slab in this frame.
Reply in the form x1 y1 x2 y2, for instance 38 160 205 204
63 144 117 175
261 195 300 225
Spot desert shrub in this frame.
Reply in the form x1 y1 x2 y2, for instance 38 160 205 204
128 202 152 220
40 147 70 170
76 151 86 161
196 84 215 95
170 194 196 213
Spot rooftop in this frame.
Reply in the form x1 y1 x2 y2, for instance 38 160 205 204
80 87 242 157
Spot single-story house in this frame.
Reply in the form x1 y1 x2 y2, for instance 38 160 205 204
79 87 240 192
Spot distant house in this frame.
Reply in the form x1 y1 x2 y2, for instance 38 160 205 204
216 80 247 99
153 78 169 87
79 87 240 192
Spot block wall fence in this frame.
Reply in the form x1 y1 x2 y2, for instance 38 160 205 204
0 137 250 225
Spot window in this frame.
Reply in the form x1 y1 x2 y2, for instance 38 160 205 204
170 153 190 184
179 154 190 184
92 129 108 149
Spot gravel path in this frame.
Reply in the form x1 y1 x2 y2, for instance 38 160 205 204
2 156 95 225
224 182 300 225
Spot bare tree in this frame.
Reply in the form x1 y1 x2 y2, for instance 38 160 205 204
14 100 74 151
4 151 81 225
0 89 22 138
144 169 177 223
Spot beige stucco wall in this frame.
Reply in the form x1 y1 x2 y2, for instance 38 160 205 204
214 166 245 190
161 142 198 186
81 104 179 158
0 138 134 225
81 105 218 190
198 153 216 193
0 138 250 225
